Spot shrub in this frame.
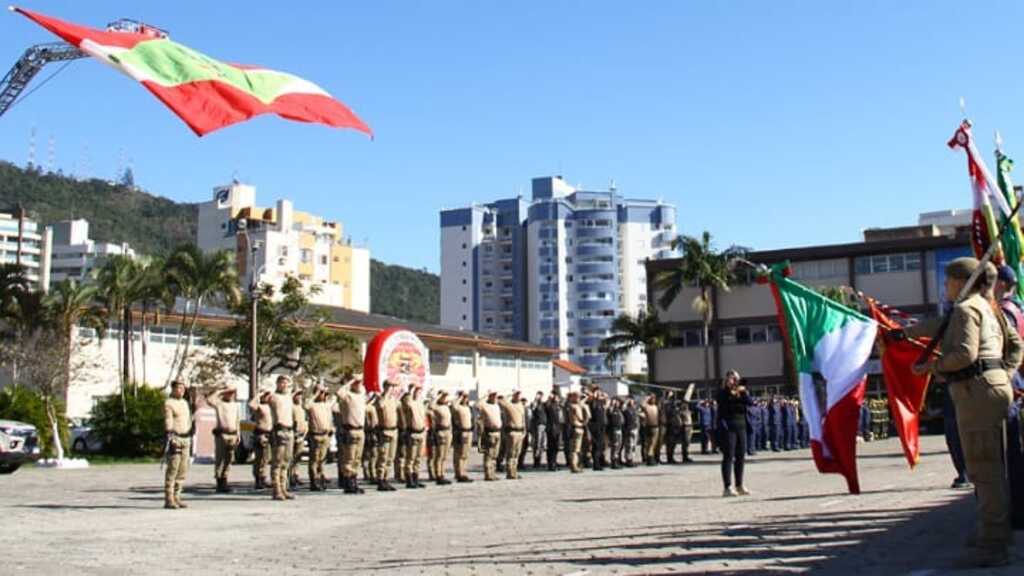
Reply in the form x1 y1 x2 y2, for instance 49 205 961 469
0 387 70 458
90 384 167 457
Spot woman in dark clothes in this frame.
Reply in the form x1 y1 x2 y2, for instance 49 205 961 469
716 370 753 496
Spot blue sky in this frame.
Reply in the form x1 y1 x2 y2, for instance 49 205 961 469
1 1 1021 271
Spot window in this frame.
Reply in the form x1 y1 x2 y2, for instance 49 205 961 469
854 253 922 275
279 246 289 258
320 255 328 266
462 261 467 268
462 279 467 285
462 243 467 249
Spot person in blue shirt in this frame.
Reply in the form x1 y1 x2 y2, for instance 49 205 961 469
698 400 714 455
768 398 782 452
759 401 770 451
858 402 872 442
746 401 759 456
995 265 1024 529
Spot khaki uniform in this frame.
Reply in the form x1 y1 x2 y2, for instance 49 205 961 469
289 401 308 484
247 397 273 486
206 390 239 486
395 399 408 482
568 401 586 472
908 294 1024 554
306 396 335 488
430 399 454 481
500 397 527 479
580 401 592 466
477 400 503 480
364 399 379 480
451 401 474 480
268 392 295 499
335 388 366 481
375 395 400 482
641 401 661 463
163 396 192 509
402 395 428 484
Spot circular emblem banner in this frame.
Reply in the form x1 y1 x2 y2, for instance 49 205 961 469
363 328 431 397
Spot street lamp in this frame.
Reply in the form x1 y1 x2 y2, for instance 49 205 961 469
236 219 264 400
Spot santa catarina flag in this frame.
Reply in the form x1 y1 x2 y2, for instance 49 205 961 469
948 121 1011 261
759 263 876 494
996 150 1024 300
13 7 373 137
867 300 931 469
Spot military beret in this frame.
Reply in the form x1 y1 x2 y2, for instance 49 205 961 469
945 257 980 281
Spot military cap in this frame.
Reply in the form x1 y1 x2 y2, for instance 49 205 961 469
999 264 1018 285
945 257 980 280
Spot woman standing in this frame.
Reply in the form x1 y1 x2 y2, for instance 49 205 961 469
716 370 753 497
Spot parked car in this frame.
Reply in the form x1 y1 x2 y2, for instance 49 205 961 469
70 420 104 454
0 419 41 474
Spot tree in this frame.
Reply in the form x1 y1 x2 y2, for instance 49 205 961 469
655 231 746 391
207 277 358 386
95 255 137 393
130 256 173 386
0 264 33 386
599 307 668 380
45 280 106 410
164 245 240 384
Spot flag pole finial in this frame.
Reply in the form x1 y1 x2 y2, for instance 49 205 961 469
959 96 967 119
996 130 1004 152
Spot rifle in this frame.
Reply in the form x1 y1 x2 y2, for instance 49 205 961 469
914 193 1024 366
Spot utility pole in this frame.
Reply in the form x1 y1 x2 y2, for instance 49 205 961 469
237 218 261 400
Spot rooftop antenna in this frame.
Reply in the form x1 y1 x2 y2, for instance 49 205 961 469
609 178 617 192
46 133 55 173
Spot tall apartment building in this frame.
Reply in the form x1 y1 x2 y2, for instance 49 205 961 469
441 176 677 375
48 219 135 286
197 181 370 312
0 210 51 291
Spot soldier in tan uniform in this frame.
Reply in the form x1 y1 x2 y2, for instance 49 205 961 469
248 389 273 489
904 258 1023 568
335 378 367 494
289 389 308 489
477 390 503 481
163 380 192 509
450 391 474 483
395 390 408 484
374 381 400 491
206 386 239 494
266 375 296 501
580 391 593 467
567 391 586 473
402 385 428 489
429 391 454 485
363 393 379 483
305 385 335 492
641 394 661 466
500 390 527 479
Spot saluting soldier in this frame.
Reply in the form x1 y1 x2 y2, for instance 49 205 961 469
163 380 192 509
289 389 308 489
680 396 695 463
374 381 400 491
402 385 429 488
641 394 661 466
499 390 527 480
567 391 586 473
580 391 593 468
477 390 503 481
267 375 296 501
247 388 273 489
335 378 367 494
206 385 240 494
429 390 454 485
305 384 335 492
450 391 474 482
363 393 380 483
903 258 1023 568
395 390 409 484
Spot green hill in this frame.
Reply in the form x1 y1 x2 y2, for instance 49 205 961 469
0 161 440 324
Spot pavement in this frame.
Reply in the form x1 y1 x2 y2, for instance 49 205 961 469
1 434 1022 575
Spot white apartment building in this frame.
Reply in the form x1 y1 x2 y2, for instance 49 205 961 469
441 176 678 375
48 219 135 286
197 181 370 312
0 210 51 291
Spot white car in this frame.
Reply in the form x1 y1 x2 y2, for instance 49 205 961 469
0 419 41 474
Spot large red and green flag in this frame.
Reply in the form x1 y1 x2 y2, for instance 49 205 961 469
13 7 372 137
759 264 876 494
995 146 1024 299
867 300 931 469
948 120 1011 261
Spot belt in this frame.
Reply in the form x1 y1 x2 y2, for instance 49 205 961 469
256 429 272 435
343 425 364 431
213 429 238 435
312 431 332 436
505 427 524 432
434 426 451 431
379 426 397 431
942 358 1005 381
274 425 293 431
409 428 425 434
172 433 191 439
485 428 501 433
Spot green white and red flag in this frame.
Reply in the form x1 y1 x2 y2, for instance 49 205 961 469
13 7 372 137
948 121 1010 261
995 143 1024 300
759 264 876 494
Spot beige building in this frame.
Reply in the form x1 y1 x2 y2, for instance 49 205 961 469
647 223 972 398
197 182 370 312
0 210 51 291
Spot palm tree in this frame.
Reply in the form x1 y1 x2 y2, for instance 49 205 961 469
130 256 172 386
655 231 746 392
45 279 105 411
0 264 32 386
599 307 668 379
164 245 240 383
95 255 138 391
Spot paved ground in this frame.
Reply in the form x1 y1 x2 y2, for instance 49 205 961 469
1 435 1022 575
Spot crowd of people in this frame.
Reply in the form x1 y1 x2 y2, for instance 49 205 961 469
162 372 815 509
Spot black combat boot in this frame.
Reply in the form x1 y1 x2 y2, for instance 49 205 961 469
413 474 427 488
457 476 474 483
353 478 365 494
343 477 356 494
215 477 226 493
406 476 416 489
310 477 322 492
436 477 451 486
